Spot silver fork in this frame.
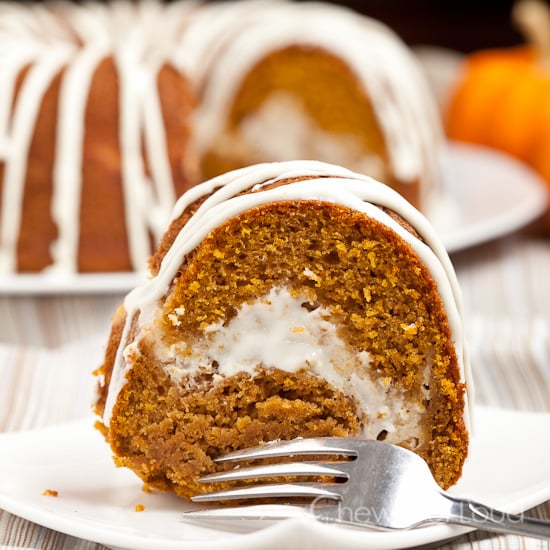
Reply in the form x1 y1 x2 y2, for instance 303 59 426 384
188 437 550 539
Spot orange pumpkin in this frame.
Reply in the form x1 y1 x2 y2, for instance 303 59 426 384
445 0 550 188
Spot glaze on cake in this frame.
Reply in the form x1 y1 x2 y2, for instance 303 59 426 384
0 1 197 273
185 1 442 210
94 161 470 499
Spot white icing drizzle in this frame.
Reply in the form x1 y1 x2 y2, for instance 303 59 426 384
173 1 284 85
0 1 189 274
142 72 177 242
50 43 110 273
103 160 472 437
0 46 75 273
117 43 152 271
188 1 442 207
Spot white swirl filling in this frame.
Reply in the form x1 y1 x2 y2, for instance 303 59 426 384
154 286 428 444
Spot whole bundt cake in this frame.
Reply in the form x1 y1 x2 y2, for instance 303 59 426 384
94 160 470 499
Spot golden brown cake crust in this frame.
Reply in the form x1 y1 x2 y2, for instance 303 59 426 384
77 59 197 272
94 304 127 420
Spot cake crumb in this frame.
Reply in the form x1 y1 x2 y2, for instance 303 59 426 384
401 322 418 337
135 504 145 512
168 313 181 327
42 489 58 497
303 267 321 286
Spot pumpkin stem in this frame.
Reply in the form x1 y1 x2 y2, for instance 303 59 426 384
513 0 550 69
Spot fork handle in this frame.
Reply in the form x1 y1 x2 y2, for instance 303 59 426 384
444 495 550 540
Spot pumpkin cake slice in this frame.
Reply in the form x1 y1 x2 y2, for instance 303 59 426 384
93 160 471 500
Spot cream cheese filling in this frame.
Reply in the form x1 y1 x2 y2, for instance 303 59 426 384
156 286 428 444
208 91 386 182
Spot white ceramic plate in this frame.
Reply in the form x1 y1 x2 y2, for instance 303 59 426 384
1 406 549 550
0 142 547 295
431 142 549 253
0 272 144 296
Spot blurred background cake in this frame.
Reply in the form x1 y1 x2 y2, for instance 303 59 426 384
179 1 442 211
94 160 470 499
0 0 444 275
0 1 199 274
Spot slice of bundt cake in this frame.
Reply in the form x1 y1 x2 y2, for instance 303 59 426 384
94 160 471 499
188 1 442 211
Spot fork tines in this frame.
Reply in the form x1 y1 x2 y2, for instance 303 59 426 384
211 436 358 463
191 437 357 504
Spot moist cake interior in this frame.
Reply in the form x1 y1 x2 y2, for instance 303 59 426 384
98 199 467 498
